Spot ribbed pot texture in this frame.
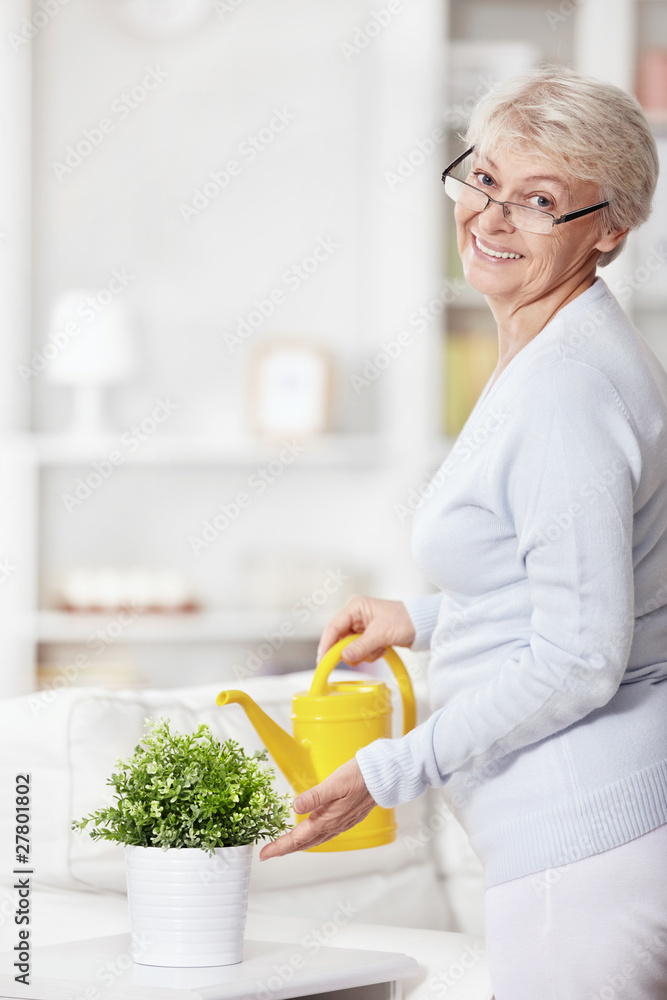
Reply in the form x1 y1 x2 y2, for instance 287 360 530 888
125 844 253 967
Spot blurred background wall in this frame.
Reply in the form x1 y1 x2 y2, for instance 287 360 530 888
0 0 665 695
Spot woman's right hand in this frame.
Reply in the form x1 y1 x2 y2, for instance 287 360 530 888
316 595 416 665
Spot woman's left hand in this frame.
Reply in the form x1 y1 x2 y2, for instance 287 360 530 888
259 759 375 859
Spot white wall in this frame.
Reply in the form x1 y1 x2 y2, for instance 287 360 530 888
26 0 447 689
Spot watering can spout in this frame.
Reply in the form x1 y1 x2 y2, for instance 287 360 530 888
215 689 318 796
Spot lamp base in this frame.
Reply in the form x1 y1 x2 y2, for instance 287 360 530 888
66 385 109 437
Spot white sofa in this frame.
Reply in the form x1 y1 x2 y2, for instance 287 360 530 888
0 665 493 1000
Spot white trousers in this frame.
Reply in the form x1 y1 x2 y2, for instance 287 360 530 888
483 824 667 1000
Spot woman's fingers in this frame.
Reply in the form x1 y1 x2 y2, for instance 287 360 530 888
338 636 382 664
259 760 375 860
293 759 362 813
258 818 328 859
339 621 400 665
259 797 374 859
316 597 417 664
317 618 386 667
259 805 352 859
293 778 331 815
316 607 358 661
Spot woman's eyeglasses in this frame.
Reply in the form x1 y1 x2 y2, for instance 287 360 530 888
442 146 609 236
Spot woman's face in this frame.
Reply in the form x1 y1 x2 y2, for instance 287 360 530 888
455 146 616 303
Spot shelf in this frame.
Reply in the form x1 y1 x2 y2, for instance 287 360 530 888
34 609 331 643
0 433 388 468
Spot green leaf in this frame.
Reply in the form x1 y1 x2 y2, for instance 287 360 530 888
70 717 292 852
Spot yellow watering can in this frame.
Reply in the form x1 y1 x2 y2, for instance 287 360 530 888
216 635 416 851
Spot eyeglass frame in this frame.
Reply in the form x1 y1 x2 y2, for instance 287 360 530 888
441 145 610 232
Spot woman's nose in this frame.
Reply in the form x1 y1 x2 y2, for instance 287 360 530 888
478 198 515 232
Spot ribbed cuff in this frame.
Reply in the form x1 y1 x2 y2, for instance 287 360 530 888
356 735 428 809
403 593 442 651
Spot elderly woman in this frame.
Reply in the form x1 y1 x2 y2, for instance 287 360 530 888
261 66 667 997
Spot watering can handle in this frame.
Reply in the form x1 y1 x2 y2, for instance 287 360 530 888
309 635 416 736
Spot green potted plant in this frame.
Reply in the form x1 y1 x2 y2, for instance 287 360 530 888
72 717 291 968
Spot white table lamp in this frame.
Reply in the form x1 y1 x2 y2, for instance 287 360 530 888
46 289 137 436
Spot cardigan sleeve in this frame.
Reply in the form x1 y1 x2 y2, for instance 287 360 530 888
357 359 643 807
402 593 443 651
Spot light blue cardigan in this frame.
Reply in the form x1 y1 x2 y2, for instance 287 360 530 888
356 277 667 887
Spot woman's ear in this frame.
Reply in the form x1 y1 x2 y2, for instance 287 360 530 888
595 227 629 253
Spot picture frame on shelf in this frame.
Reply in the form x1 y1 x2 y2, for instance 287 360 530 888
248 339 334 439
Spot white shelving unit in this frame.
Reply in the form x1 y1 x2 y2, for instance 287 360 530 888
35 608 332 644
18 432 391 467
0 0 448 697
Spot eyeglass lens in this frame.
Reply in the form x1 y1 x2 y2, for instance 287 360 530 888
443 174 553 235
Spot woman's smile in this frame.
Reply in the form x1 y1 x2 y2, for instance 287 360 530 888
471 232 525 262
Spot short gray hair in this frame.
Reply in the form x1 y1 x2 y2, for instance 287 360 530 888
463 65 659 266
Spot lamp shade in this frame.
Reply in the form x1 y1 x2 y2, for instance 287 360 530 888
46 289 136 387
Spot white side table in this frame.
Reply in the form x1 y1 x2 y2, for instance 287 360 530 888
0 931 419 1000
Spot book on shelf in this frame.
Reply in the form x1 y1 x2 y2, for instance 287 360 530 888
444 330 497 438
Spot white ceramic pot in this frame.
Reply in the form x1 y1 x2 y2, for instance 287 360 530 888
125 843 253 967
